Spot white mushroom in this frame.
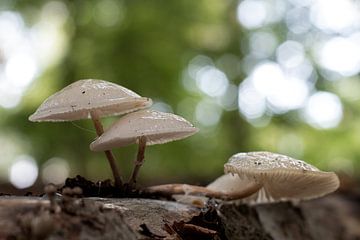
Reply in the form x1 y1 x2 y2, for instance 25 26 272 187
222 151 340 202
90 109 198 187
146 151 339 203
145 178 261 201
29 79 151 122
29 79 152 188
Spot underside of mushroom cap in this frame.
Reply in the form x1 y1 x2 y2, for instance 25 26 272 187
29 79 152 122
207 173 256 194
90 110 199 151
224 151 340 201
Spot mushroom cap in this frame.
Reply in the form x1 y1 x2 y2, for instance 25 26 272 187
224 151 340 201
90 110 199 151
29 79 152 122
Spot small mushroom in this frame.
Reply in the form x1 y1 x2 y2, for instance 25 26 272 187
223 151 340 202
29 79 152 188
145 175 261 201
90 109 198 187
145 151 339 203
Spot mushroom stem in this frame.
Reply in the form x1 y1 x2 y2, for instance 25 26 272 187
90 111 123 188
144 182 262 200
128 136 147 188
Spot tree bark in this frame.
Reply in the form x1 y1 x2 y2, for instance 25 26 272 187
0 192 358 240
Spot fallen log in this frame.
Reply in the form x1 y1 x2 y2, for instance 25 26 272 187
0 191 358 240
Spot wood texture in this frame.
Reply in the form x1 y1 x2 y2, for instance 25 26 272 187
0 192 358 240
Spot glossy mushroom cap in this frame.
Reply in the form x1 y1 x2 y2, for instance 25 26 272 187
224 151 340 202
29 79 152 122
90 110 198 151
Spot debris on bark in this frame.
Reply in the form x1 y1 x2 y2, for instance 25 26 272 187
97 198 201 238
0 180 359 240
0 196 136 240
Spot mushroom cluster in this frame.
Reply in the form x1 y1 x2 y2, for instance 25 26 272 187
29 79 198 189
30 79 340 203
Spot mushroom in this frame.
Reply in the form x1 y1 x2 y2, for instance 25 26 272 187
29 79 152 188
206 173 262 200
145 151 340 202
222 151 340 202
90 109 199 187
145 178 261 201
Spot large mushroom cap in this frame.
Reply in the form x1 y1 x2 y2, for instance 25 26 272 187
224 151 340 201
29 79 152 122
90 110 198 151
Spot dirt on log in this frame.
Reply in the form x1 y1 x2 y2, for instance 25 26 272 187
0 191 358 240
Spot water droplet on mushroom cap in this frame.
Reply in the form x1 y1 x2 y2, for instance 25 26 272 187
224 151 339 202
90 110 198 151
29 79 152 121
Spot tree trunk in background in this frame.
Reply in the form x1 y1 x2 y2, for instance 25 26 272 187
0 192 358 240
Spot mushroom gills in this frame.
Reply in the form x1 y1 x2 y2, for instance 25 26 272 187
224 151 340 202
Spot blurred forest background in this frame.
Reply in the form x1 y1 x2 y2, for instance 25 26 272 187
0 0 360 192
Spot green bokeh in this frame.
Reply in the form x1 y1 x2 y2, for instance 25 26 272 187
1 0 359 188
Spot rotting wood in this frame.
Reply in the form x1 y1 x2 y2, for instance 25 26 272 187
0 191 358 240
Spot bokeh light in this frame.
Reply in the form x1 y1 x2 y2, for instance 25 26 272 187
249 31 278 58
0 11 36 109
237 0 268 29
317 36 360 76
41 157 70 185
195 100 223 127
251 62 309 112
9 155 38 189
285 7 311 34
0 2 68 110
217 84 238 111
5 52 38 88
303 92 343 129
276 41 305 69
195 66 229 97
310 0 360 33
238 78 267 120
